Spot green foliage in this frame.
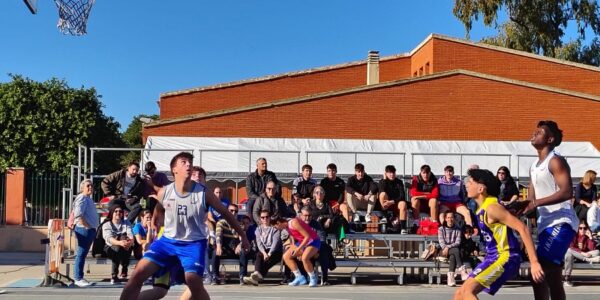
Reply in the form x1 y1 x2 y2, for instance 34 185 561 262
453 0 600 66
0 74 124 175
120 114 158 166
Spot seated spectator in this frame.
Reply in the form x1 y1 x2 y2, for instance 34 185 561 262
212 204 251 285
438 212 468 287
102 204 134 284
563 220 600 286
132 209 152 259
344 163 377 223
438 165 472 227
320 163 346 218
243 210 282 286
574 170 597 222
310 185 334 233
497 166 519 205
588 196 600 233
378 165 408 233
208 186 231 239
142 161 170 211
246 158 281 218
410 164 439 224
101 161 146 222
459 225 479 269
252 180 290 224
191 166 206 184
292 164 317 206
275 216 321 287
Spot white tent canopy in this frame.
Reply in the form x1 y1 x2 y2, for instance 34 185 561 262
143 136 600 180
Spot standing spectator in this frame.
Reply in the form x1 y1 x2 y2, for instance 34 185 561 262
344 163 377 223
497 166 519 205
102 204 134 284
191 166 206 184
574 170 597 222
319 163 346 218
252 181 290 224
246 158 281 218
132 209 153 259
243 210 282 286
275 216 321 287
438 212 468 286
142 161 170 211
410 164 439 224
588 196 600 233
212 204 251 285
378 165 408 233
438 165 472 227
563 221 600 286
293 164 317 206
72 179 100 287
101 162 146 222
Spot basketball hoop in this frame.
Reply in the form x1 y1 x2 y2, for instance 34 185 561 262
54 0 96 35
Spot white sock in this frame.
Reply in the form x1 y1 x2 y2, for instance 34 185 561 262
309 272 317 280
293 270 302 278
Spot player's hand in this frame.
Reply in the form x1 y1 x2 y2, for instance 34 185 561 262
216 244 223 256
530 261 545 283
521 200 536 216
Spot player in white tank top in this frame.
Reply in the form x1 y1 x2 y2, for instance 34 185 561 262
120 152 250 300
525 120 578 300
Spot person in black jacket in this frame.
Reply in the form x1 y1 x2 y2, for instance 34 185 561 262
378 165 408 233
292 164 317 206
343 163 377 223
319 163 346 218
101 162 146 222
245 158 281 218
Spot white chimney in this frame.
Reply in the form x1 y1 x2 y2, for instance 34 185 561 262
367 50 380 85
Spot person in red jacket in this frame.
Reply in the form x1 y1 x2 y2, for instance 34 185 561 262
410 165 439 224
563 220 600 286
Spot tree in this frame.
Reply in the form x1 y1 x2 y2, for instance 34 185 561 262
453 0 600 66
120 114 158 166
0 75 124 175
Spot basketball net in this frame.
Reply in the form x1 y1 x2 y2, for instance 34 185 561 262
54 0 96 35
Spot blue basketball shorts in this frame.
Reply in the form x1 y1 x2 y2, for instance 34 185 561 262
144 237 207 275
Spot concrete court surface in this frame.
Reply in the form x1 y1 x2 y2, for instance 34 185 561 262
2 284 600 300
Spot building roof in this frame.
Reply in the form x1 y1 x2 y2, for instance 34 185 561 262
145 68 600 128
158 33 600 99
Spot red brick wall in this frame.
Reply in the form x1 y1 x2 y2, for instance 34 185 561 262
433 39 600 96
144 74 600 150
411 39 434 76
160 57 410 119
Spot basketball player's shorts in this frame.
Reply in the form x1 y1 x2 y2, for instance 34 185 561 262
144 237 207 275
537 223 576 265
469 253 521 295
295 239 321 250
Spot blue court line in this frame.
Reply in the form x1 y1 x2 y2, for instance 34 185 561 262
4 279 40 288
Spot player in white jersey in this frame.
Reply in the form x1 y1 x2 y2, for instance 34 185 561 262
523 120 578 300
120 152 250 300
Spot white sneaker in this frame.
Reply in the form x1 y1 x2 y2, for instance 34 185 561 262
400 229 408 235
353 214 361 223
380 217 387 224
447 272 456 287
364 214 372 223
457 265 469 281
74 279 92 287
251 271 263 282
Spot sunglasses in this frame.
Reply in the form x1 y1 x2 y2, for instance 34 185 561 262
579 227 587 230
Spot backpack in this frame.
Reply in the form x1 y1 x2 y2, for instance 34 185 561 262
91 220 110 258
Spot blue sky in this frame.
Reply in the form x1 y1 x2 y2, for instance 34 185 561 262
1 0 504 130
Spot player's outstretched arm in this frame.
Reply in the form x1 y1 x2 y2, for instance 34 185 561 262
487 203 545 283
206 193 250 251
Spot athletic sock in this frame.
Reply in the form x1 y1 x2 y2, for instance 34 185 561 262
293 270 302 278
309 272 317 280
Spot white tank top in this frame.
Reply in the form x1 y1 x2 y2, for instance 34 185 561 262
162 182 208 241
530 151 578 230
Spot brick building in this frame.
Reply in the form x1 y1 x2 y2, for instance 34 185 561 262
142 34 600 201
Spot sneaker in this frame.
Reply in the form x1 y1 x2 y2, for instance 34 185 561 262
564 280 573 287
458 266 469 281
203 275 212 284
321 281 331 286
365 214 372 223
380 216 388 224
110 278 117 285
250 271 263 283
400 229 408 235
353 214 361 223
447 272 456 287
587 256 600 263
288 275 307 286
118 273 127 280
308 277 318 287
74 279 92 287
280 278 289 285
242 276 258 286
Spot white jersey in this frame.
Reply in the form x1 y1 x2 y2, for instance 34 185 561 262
530 151 578 230
161 182 208 241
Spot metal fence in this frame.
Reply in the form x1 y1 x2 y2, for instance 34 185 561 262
0 172 5 225
25 173 69 226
